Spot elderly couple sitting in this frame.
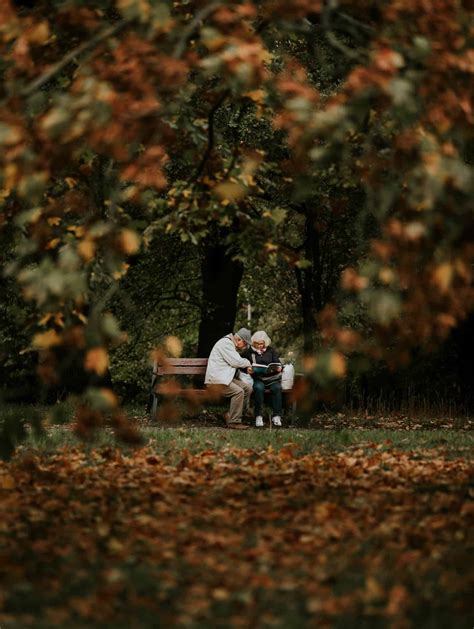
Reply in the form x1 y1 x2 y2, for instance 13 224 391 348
204 327 283 430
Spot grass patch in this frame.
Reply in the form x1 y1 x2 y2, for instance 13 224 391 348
19 425 474 459
2 402 472 460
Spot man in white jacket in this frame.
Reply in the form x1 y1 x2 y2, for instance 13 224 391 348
205 328 253 429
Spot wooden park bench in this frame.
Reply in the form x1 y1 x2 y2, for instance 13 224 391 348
149 357 298 421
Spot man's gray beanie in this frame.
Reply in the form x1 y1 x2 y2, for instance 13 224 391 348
235 328 252 345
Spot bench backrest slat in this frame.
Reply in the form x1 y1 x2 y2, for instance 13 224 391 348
166 359 209 366
154 358 209 376
157 366 207 375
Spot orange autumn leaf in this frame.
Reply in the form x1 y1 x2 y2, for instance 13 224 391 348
117 229 140 255
329 351 346 377
164 335 182 357
112 262 130 280
25 21 50 45
46 238 60 250
99 387 118 407
432 262 453 294
77 238 96 262
214 181 247 202
84 347 109 375
0 474 15 490
32 329 62 349
67 225 85 238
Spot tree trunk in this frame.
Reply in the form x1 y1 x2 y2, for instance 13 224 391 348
294 265 316 355
197 232 244 357
294 204 322 354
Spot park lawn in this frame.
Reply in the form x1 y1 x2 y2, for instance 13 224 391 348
18 413 474 459
0 417 472 628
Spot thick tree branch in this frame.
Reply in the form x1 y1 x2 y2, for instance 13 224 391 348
321 1 364 61
223 102 247 178
190 89 230 185
173 2 221 59
19 20 128 98
338 11 375 35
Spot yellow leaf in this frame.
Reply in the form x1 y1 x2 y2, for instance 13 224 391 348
32 330 62 349
105 568 125 583
404 222 425 240
118 229 140 255
97 523 110 537
112 263 130 280
455 259 471 282
99 387 118 407
264 242 278 253
243 89 266 104
47 216 62 226
432 262 453 293
27 21 50 45
4 164 18 188
38 313 53 326
65 177 77 188
214 181 247 202
77 238 96 262
46 238 60 250
164 335 182 357
67 225 85 237
0 474 15 490
84 347 109 375
240 173 255 186
212 588 229 601
386 584 409 616
107 537 125 553
365 576 385 602
379 268 395 285
201 26 226 48
437 313 456 329
0 123 22 146
329 351 346 377
72 309 88 324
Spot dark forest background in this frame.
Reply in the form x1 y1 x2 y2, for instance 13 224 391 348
1 0 473 424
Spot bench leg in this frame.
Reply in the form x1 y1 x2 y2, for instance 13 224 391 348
150 393 159 420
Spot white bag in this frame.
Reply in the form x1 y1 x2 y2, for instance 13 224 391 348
239 371 254 386
281 363 295 391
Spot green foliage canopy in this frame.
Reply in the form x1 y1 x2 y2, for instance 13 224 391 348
0 0 472 441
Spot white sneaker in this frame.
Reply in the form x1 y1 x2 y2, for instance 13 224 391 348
272 416 282 427
255 416 264 427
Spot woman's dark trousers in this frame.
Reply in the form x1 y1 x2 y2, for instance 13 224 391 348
253 379 283 417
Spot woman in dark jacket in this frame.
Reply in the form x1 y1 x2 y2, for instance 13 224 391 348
243 330 283 427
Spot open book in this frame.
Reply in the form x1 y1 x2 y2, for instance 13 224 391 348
251 362 283 376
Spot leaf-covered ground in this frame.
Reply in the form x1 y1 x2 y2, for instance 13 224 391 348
0 444 472 628
140 408 474 431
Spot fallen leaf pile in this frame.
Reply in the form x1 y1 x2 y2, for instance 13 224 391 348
0 447 472 627
125 408 474 431
308 413 473 431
